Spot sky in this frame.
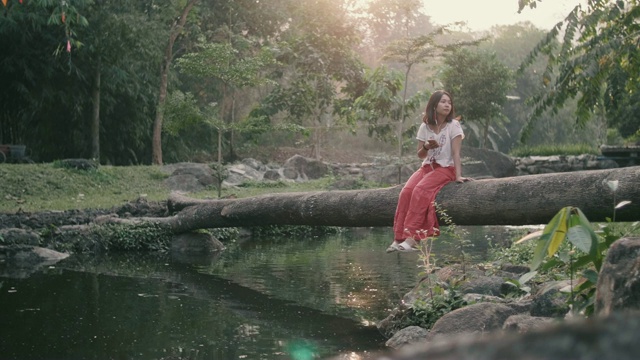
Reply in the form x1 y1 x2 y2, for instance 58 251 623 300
420 0 587 31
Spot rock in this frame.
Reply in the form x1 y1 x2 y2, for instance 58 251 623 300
502 314 556 334
0 228 41 245
426 302 518 341
162 163 215 192
462 146 517 178
282 155 329 180
377 305 412 339
530 282 571 318
263 169 281 181
170 232 225 266
459 276 505 296
241 158 266 171
164 174 206 192
385 326 429 349
170 232 225 254
0 245 69 278
355 311 640 360
595 237 640 316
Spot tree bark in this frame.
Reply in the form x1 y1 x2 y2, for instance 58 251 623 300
125 167 640 233
90 60 101 161
151 0 199 165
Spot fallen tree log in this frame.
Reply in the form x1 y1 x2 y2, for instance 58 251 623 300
115 166 640 232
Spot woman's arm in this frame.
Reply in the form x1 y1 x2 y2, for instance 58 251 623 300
451 135 471 182
417 141 428 159
417 139 439 159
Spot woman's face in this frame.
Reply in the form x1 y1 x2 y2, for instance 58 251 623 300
436 94 452 116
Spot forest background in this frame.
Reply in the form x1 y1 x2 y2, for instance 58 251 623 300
0 0 638 167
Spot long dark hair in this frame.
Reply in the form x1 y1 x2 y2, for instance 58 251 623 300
422 90 455 125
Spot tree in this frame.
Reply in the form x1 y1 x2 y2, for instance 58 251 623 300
442 49 513 149
518 0 640 142
100 167 640 232
0 0 90 149
176 38 276 163
253 0 366 160
151 0 199 166
77 0 165 162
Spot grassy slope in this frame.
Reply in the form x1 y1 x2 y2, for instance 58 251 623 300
0 163 352 213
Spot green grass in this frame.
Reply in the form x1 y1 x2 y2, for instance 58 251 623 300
0 163 372 213
0 163 173 212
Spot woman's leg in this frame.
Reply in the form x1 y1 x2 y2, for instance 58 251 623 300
393 166 433 241
401 166 456 240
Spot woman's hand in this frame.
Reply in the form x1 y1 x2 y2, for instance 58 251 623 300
456 177 473 183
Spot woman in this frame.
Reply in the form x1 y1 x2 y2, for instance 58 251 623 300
387 90 471 253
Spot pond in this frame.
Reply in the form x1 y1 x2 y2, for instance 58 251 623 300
0 226 526 359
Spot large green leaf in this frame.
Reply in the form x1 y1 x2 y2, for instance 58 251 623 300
546 207 570 256
567 213 592 254
576 208 602 270
531 207 571 270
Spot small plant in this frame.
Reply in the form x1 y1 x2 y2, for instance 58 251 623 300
400 282 467 330
515 179 635 315
209 162 229 198
504 270 537 298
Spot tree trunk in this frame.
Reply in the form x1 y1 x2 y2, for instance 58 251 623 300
90 61 101 161
151 0 199 165
122 167 640 233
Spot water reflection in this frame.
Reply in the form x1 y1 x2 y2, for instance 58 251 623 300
0 226 523 359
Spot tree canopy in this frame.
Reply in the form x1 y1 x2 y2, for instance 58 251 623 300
1 0 638 165
518 0 640 141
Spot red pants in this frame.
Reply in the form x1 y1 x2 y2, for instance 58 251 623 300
393 163 456 241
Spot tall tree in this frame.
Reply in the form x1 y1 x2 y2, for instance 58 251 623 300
254 0 366 160
442 49 513 149
152 0 199 166
176 38 276 163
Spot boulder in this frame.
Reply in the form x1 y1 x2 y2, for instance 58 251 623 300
461 146 517 179
385 326 429 349
426 302 518 341
502 314 556 334
0 245 69 278
354 311 640 360
282 155 329 180
595 237 640 315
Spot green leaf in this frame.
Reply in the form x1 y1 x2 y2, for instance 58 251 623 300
575 208 601 269
518 271 538 285
546 207 570 256
582 269 599 284
567 221 592 254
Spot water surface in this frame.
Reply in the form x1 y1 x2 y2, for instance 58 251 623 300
0 226 519 359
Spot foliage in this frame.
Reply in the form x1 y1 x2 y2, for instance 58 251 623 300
442 49 514 149
516 180 637 315
89 223 173 252
488 236 536 265
209 162 229 198
251 0 367 159
517 0 640 141
399 282 467 330
434 204 474 272
508 143 600 157
251 225 343 237
177 41 275 88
